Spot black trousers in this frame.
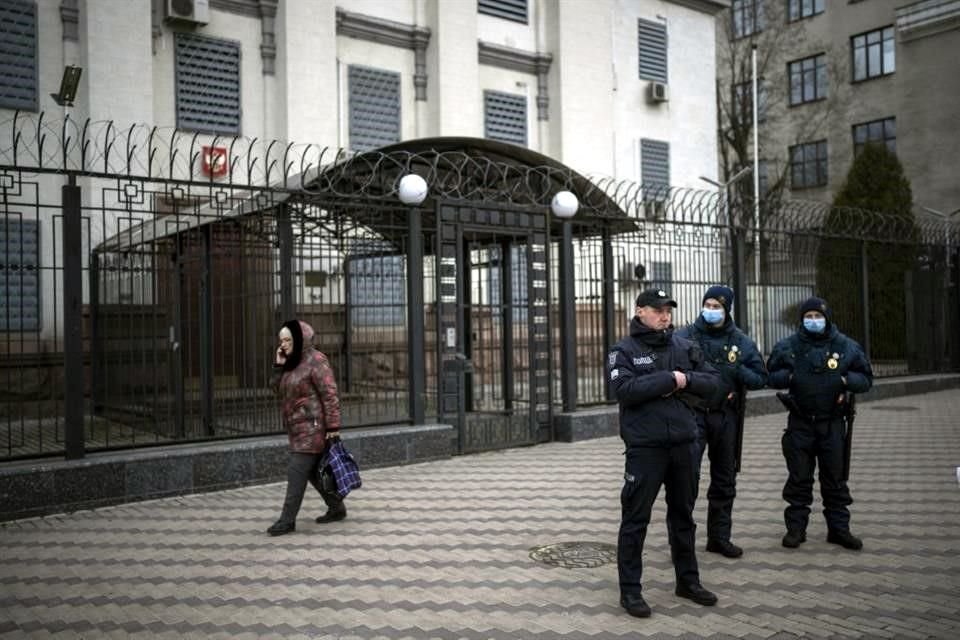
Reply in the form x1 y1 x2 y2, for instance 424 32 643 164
781 414 852 533
618 442 701 596
279 451 343 524
694 406 739 543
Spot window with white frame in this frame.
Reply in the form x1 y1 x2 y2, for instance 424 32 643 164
0 0 38 111
348 65 402 153
851 26 895 82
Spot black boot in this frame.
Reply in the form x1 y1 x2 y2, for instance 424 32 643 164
315 504 347 523
782 529 806 548
267 519 295 536
706 539 743 558
620 593 651 618
827 529 863 550
675 583 718 606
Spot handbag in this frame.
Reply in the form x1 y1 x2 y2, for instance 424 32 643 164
323 440 362 498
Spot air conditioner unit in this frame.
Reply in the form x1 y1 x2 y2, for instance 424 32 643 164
647 81 669 103
165 0 209 25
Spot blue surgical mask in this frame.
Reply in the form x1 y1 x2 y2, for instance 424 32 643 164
803 317 827 333
701 308 724 325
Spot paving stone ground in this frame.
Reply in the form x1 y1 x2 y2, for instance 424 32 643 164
2 389 959 639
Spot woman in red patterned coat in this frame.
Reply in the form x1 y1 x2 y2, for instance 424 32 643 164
267 319 345 536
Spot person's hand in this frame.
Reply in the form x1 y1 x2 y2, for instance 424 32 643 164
673 371 688 389
275 346 286 366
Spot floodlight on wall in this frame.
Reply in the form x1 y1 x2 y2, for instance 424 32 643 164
398 174 428 205
550 190 579 219
51 65 83 107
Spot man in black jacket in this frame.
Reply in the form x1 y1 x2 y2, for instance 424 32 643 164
677 285 767 558
608 288 721 618
767 296 873 550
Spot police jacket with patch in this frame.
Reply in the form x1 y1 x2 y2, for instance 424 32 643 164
767 324 873 420
608 318 720 448
676 316 767 410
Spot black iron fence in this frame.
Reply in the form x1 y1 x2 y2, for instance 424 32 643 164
1 113 957 460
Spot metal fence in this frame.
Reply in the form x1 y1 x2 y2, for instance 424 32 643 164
1 112 958 460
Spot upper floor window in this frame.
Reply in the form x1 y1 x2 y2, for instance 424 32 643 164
175 33 241 135
478 0 527 24
788 0 824 22
641 138 670 211
638 19 668 83
853 117 895 156
788 53 827 105
731 0 763 38
348 65 401 153
789 140 828 189
1 217 40 331
852 26 895 82
484 90 527 147
0 0 38 111
733 79 768 124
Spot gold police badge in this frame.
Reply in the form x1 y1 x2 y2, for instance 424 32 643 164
827 352 839 369
727 345 738 363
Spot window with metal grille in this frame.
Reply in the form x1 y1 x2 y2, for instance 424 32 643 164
853 117 895 156
0 0 38 111
852 26 895 82
650 261 673 293
348 255 406 326
1 217 40 331
788 53 827 105
789 140 828 189
641 139 670 194
731 0 763 38
175 33 241 135
484 90 527 147
349 65 401 153
788 0 824 22
638 19 668 82
478 0 527 24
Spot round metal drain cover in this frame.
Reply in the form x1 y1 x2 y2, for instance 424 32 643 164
529 541 617 568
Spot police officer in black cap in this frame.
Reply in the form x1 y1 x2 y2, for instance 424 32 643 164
767 296 873 550
608 287 721 618
677 285 767 558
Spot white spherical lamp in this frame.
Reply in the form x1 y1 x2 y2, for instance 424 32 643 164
398 174 429 205
551 190 579 219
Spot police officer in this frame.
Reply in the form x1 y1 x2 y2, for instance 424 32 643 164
608 287 721 618
677 285 767 558
767 296 873 550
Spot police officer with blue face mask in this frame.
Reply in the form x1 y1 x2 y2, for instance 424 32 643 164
767 296 873 551
677 286 767 559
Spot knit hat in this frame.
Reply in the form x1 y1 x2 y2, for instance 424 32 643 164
702 285 734 314
799 296 832 324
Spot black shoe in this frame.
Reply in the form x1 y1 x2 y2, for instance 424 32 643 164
315 506 347 524
620 593 651 618
827 529 863 550
782 529 806 548
267 520 295 536
706 539 743 558
675 583 718 606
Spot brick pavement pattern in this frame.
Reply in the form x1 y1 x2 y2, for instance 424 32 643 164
2 389 959 639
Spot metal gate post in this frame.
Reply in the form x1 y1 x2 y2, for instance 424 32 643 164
200 224 214 435
278 202 294 322
601 226 615 402
62 174 84 459
406 206 426 424
733 230 749 336
559 220 577 412
860 240 871 362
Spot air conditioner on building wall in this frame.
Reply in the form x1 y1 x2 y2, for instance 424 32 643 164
647 81 669 103
165 0 210 26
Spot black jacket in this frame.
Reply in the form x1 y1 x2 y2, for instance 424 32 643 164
608 318 720 447
676 316 768 410
767 324 873 419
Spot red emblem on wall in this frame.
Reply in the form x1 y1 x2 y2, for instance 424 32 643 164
202 146 228 177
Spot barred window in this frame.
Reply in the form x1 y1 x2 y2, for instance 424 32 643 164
641 139 670 194
484 90 527 147
788 53 827 105
478 0 527 24
852 26 895 82
789 140 828 189
1 217 40 331
853 117 895 156
0 0 38 111
349 65 401 153
731 0 763 38
175 33 242 135
788 0 824 22
638 19 668 83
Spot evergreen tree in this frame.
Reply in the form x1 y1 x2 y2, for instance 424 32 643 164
816 143 915 360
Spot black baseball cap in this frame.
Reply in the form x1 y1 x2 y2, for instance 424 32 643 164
635 288 677 309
